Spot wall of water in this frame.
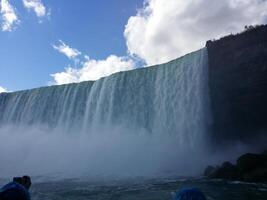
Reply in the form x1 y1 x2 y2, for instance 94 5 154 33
0 48 212 178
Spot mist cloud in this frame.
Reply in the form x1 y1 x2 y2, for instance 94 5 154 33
0 125 211 178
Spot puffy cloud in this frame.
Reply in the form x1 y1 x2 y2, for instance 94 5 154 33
0 86 8 93
22 0 46 17
124 0 267 65
51 55 135 85
51 41 135 85
51 0 267 85
0 0 19 31
52 40 81 60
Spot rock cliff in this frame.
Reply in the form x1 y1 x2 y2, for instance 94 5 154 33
206 25 267 142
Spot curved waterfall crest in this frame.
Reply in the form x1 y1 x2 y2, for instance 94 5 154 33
0 48 209 135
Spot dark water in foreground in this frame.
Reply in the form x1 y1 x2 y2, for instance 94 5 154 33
2 177 266 200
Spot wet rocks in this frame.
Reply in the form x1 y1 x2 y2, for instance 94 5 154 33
204 151 267 183
204 165 217 177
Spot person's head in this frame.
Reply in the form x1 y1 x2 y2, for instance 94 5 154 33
13 175 31 190
172 188 206 200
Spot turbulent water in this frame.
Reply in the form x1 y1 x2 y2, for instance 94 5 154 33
1 177 267 200
0 48 213 177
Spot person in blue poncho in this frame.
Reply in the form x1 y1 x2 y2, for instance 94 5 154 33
0 176 31 200
172 188 206 200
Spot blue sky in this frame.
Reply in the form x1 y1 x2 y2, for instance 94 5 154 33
0 0 267 92
0 0 143 91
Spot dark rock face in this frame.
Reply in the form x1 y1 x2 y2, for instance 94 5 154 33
204 152 267 183
237 153 267 173
208 162 240 180
204 165 217 177
206 25 267 141
236 153 267 182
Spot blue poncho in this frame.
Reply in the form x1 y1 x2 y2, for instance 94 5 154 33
0 181 31 200
172 188 206 200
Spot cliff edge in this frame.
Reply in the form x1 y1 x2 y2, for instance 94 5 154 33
206 25 267 142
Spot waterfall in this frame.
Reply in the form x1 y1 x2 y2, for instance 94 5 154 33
0 48 210 177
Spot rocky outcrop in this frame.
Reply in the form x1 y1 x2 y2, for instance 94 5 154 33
206 25 267 141
204 151 267 183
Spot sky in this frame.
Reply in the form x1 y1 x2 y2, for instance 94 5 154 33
0 0 267 92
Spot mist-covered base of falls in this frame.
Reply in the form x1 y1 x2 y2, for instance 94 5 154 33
0 125 203 178
0 125 259 179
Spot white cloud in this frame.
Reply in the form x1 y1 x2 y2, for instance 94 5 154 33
51 0 267 85
51 55 135 85
22 0 46 17
0 86 8 93
51 40 135 85
124 0 267 65
0 0 19 31
52 40 81 60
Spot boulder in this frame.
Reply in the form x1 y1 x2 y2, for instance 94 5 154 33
204 165 217 177
204 151 267 183
236 153 267 174
209 162 240 180
243 167 267 182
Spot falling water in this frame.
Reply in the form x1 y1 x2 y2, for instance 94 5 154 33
0 48 211 177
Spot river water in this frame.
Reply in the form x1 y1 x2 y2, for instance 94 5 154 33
1 177 266 200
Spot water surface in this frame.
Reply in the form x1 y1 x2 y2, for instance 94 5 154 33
3 177 265 200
